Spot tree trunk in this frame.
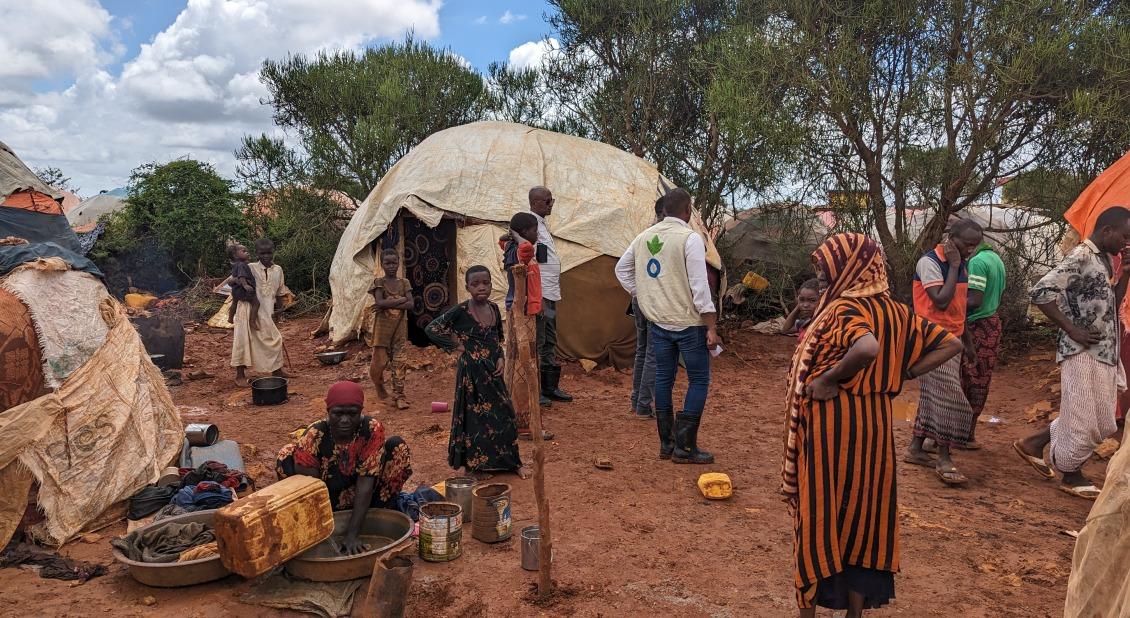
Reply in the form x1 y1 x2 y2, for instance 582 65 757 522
510 263 553 599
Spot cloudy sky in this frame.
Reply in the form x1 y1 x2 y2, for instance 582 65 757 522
1 0 560 195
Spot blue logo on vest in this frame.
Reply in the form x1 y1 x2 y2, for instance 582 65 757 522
647 258 661 278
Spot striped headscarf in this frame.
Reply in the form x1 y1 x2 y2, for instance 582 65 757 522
782 233 889 495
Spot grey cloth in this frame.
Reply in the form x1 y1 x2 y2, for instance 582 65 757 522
110 521 215 564
630 298 656 412
241 572 365 618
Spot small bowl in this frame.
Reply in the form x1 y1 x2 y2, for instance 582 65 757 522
316 351 347 365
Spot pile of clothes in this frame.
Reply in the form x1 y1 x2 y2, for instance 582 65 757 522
127 461 251 522
111 521 219 563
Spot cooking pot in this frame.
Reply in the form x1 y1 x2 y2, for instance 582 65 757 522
251 377 288 405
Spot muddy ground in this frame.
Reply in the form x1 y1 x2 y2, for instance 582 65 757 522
0 315 1102 617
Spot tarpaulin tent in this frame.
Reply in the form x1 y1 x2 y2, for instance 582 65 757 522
67 190 127 233
327 121 722 368
0 142 181 548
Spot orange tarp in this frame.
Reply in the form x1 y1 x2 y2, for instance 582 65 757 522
1 190 64 216
1064 151 1130 238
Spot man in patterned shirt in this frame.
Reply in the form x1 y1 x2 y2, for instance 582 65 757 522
1015 206 1130 499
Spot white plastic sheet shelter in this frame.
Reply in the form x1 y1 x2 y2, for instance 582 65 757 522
327 121 721 367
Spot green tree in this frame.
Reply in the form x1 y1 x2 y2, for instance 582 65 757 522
711 0 1129 293
542 0 798 228
258 37 487 199
102 159 245 279
33 166 77 194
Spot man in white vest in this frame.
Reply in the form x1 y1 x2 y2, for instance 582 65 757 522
615 188 720 464
529 186 573 406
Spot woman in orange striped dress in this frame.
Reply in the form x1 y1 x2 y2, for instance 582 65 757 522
782 233 962 615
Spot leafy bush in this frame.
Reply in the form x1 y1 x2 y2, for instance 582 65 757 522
92 160 247 286
246 186 352 297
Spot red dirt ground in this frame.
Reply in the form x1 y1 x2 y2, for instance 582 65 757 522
0 316 1101 617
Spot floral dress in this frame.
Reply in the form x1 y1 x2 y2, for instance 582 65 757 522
425 301 523 472
276 417 412 510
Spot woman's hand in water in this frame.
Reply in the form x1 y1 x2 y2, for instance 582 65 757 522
336 534 368 556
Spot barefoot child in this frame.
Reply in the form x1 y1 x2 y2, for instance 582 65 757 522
425 265 529 480
782 278 820 338
227 243 259 330
231 238 290 387
368 248 413 409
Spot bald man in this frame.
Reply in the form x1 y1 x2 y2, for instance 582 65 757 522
529 186 573 404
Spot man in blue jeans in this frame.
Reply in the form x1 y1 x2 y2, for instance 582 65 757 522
627 197 666 420
615 188 720 464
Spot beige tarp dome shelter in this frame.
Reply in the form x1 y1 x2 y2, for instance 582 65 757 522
328 121 721 368
67 190 127 232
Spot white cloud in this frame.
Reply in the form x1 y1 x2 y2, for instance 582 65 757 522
0 0 120 84
0 0 443 193
508 38 560 71
473 15 487 25
499 10 526 25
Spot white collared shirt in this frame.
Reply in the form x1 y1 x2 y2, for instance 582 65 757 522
615 216 715 331
532 211 561 301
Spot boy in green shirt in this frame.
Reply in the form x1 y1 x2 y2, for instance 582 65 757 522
960 242 1006 449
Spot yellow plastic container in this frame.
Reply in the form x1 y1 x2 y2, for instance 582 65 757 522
697 473 733 500
214 476 335 578
124 293 157 309
742 272 769 292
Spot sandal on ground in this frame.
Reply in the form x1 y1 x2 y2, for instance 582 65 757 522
1057 483 1101 500
956 440 982 451
518 430 555 441
936 464 968 486
903 451 935 467
633 408 655 420
594 457 613 470
1012 440 1055 479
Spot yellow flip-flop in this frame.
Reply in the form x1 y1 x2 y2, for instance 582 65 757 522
1013 441 1055 479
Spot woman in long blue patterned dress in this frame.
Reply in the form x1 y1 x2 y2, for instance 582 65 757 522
426 266 528 480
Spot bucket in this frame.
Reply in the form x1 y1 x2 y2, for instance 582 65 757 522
418 502 462 562
444 476 475 521
184 423 219 447
471 483 512 543
520 525 540 571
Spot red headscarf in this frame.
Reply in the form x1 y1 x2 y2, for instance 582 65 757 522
325 381 364 409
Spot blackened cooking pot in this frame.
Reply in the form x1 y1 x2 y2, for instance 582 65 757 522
251 377 288 405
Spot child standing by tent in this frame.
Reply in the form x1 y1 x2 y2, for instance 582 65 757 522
426 266 529 480
227 243 259 331
368 248 413 409
232 238 291 387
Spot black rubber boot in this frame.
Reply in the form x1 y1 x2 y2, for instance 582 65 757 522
687 415 714 463
655 409 675 459
545 366 573 402
672 415 714 464
538 367 552 407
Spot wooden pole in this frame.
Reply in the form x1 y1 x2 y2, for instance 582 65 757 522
511 262 552 599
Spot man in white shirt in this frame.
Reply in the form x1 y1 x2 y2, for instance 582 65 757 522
615 188 720 464
529 186 573 405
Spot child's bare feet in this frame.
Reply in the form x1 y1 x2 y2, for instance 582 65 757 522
375 384 389 400
516 465 532 480
234 367 249 387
